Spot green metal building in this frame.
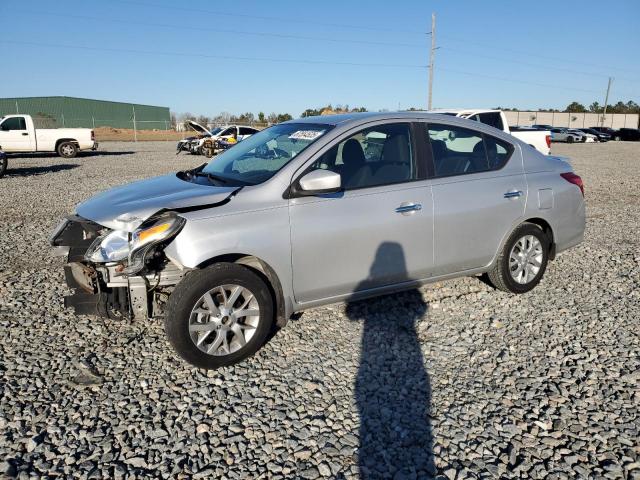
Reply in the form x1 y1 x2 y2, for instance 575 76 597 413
0 96 171 130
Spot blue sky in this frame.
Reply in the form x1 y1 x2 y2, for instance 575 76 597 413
1 0 638 117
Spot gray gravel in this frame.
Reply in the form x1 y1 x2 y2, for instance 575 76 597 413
1 141 639 479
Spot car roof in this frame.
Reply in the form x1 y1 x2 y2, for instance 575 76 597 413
284 111 499 127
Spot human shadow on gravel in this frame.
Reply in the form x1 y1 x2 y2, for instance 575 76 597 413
346 242 435 479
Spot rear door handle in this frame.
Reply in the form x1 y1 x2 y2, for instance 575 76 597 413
396 202 422 215
503 190 523 199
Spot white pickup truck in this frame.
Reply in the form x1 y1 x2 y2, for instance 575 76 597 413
0 114 98 158
429 109 551 155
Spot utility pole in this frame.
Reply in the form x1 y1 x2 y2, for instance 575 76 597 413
601 77 613 127
428 13 436 110
132 106 138 142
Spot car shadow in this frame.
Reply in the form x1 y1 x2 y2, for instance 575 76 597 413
6 151 135 159
346 242 435 479
81 150 136 157
4 163 80 177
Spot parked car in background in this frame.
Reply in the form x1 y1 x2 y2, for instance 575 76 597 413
0 114 97 158
590 127 619 139
568 129 595 142
577 128 610 142
176 122 259 157
430 109 551 154
50 112 585 369
611 128 640 141
550 127 583 143
532 124 553 130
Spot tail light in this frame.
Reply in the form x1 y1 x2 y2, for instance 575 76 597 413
561 172 584 197
91 130 95 141
545 135 551 148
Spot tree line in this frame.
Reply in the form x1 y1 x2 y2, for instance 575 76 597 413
172 111 293 127
171 99 638 129
498 100 640 114
172 104 368 128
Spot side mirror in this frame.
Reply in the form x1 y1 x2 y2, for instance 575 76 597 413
297 169 341 196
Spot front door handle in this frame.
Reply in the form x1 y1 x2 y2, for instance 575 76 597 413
503 190 523 199
395 202 422 215
22 132 29 136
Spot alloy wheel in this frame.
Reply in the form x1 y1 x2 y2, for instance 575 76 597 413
61 144 75 156
188 284 260 356
509 235 544 284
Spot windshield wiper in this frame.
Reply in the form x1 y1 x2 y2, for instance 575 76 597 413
194 171 229 184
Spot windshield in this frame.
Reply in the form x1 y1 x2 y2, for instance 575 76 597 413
201 123 331 185
210 127 223 135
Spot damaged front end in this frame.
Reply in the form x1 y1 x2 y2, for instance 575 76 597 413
176 135 208 156
176 120 212 156
50 214 187 320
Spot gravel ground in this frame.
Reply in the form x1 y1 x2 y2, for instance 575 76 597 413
1 141 638 479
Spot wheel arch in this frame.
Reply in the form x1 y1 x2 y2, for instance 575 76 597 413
55 138 79 149
489 216 556 271
196 253 288 327
523 217 556 259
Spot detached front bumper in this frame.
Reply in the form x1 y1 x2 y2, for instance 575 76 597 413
50 216 184 320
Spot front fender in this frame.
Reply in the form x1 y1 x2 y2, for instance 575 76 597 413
163 205 294 306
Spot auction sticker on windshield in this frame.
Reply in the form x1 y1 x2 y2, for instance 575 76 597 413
289 130 325 141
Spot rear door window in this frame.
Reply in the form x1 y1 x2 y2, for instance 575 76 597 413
426 124 513 177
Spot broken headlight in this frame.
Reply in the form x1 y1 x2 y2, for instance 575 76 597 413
85 213 186 275
85 230 130 263
124 213 186 275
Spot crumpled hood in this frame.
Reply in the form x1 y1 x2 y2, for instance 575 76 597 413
187 120 210 135
76 173 239 231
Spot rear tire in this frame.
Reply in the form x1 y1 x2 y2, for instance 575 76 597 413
57 142 78 158
486 223 550 294
165 263 274 369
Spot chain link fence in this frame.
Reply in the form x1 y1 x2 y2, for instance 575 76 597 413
17 116 270 142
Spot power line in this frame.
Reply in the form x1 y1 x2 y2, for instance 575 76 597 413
2 40 635 99
438 34 640 76
9 10 427 48
438 67 603 94
0 40 429 69
108 0 429 35
441 46 640 84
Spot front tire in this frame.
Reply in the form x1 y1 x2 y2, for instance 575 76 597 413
57 141 78 158
165 263 274 369
486 223 550 294
614 135 621 141
567 136 574 144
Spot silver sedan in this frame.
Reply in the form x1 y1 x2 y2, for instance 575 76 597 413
50 112 586 369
